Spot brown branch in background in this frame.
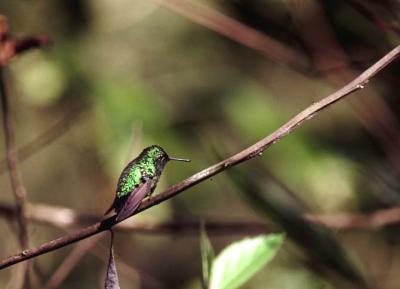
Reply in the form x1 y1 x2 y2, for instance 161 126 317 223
287 0 400 174
0 202 272 234
0 104 87 174
2 201 400 233
0 59 31 288
0 44 398 270
0 17 29 252
0 66 31 287
158 0 380 75
304 207 400 230
0 17 77 178
43 236 103 289
160 0 400 175
0 16 50 65
44 227 157 289
159 0 308 70
0 15 50 287
31 261 46 288
346 0 400 36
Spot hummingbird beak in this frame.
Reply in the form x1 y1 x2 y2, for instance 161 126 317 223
169 156 191 162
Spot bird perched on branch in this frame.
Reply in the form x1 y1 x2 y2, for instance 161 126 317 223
105 145 190 221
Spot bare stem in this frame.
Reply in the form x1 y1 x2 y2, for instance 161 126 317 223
0 45 399 270
0 66 30 285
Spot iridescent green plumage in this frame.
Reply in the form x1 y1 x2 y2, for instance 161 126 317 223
105 145 189 221
117 146 163 197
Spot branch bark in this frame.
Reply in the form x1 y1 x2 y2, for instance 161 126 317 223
0 45 399 270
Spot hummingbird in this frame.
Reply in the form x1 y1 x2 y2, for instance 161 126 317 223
105 145 190 221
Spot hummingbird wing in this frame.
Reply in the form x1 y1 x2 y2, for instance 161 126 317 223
115 177 153 222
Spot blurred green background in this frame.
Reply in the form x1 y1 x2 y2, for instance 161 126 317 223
1 0 400 288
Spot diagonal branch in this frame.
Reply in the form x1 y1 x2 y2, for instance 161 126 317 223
0 45 399 270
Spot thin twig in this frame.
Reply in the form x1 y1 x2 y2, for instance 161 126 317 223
0 45 399 270
0 65 31 285
0 56 29 251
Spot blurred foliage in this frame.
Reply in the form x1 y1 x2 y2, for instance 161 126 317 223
1 0 400 289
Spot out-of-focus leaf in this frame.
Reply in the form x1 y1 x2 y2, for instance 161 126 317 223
200 222 215 288
105 231 120 289
209 234 284 289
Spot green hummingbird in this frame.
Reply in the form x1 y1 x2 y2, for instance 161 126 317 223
105 145 190 221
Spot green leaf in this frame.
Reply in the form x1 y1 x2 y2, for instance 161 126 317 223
200 222 215 288
209 234 284 289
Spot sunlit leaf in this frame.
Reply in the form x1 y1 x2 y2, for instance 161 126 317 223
209 234 284 289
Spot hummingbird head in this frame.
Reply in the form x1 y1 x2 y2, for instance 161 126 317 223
143 145 190 171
